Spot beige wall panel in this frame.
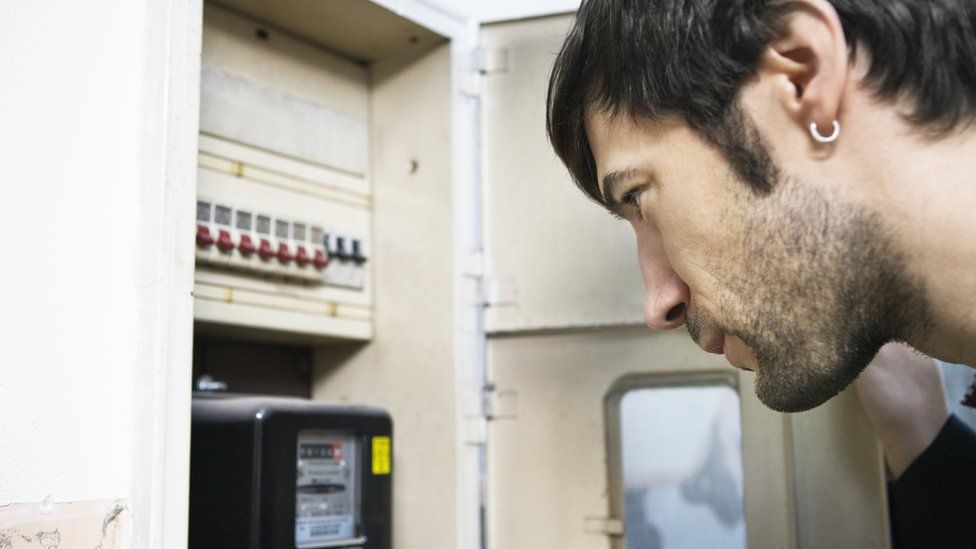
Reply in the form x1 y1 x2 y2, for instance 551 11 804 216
486 327 797 549
790 390 890 549
481 16 645 333
202 4 370 175
738 374 799 549
203 3 368 117
212 0 446 63
312 43 457 549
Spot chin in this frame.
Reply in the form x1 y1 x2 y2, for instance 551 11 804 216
755 385 842 413
752 355 869 413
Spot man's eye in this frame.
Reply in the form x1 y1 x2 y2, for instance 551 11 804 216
622 188 644 219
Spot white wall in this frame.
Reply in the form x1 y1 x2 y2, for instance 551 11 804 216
0 0 145 506
0 0 198 546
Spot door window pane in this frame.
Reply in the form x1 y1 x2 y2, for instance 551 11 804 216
938 360 976 429
620 385 746 549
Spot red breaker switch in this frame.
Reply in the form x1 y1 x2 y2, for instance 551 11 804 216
295 246 310 267
216 229 234 252
258 239 274 260
238 234 257 256
196 225 214 247
277 243 294 264
313 250 329 270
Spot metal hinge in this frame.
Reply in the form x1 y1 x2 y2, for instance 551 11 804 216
482 383 518 420
584 516 625 537
460 47 510 97
473 47 510 75
461 249 485 279
462 415 488 445
482 277 518 308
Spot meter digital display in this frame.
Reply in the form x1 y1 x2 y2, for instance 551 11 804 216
301 444 341 460
295 431 360 547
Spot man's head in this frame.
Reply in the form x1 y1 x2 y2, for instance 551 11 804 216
547 0 976 411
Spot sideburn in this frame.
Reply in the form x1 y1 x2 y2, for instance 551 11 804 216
694 103 780 196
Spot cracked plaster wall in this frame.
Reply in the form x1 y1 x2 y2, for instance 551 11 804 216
0 500 128 549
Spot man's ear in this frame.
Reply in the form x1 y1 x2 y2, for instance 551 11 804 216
757 0 849 135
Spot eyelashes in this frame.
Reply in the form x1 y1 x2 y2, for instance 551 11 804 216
622 188 644 220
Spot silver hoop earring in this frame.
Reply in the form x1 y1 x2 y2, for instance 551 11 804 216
809 120 840 144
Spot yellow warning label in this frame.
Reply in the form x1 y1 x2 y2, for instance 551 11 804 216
372 436 391 475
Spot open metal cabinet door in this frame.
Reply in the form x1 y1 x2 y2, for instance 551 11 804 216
479 13 890 549
485 328 797 549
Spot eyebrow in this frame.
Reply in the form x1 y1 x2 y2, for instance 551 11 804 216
600 168 643 212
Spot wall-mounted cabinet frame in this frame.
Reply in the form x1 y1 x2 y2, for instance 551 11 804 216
164 1 484 548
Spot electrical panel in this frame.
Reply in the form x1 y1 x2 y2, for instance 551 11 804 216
195 199 367 288
194 5 374 342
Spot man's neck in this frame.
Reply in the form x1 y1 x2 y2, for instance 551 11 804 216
870 125 976 365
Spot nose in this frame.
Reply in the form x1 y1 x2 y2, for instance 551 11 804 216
633 223 691 330
643 268 690 329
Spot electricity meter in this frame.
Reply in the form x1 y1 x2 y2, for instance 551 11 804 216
189 395 392 549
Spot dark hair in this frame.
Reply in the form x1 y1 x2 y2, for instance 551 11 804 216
547 0 976 205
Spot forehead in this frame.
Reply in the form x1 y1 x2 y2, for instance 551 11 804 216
583 108 722 196
585 109 673 192
584 108 647 167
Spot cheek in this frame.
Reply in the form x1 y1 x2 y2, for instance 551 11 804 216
654 185 731 264
652 182 743 306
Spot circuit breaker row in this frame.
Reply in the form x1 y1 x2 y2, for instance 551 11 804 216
195 200 367 289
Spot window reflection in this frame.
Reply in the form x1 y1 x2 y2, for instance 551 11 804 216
620 385 746 549
938 361 976 429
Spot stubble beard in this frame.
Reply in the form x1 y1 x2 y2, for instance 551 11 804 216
690 176 928 413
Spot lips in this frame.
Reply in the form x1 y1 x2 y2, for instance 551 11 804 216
722 335 756 372
699 332 725 355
